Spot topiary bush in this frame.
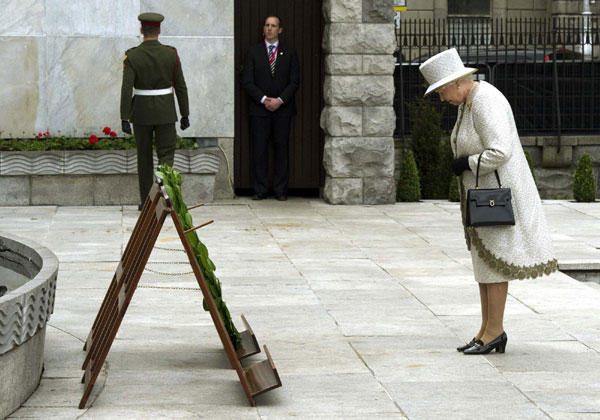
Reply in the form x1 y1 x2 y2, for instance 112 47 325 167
573 153 597 202
407 98 445 198
448 176 460 202
397 149 421 202
524 150 537 187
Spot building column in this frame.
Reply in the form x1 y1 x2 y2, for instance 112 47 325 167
433 0 447 20
321 0 397 204
492 0 508 19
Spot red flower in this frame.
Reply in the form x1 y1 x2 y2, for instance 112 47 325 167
88 134 99 144
102 126 111 135
37 132 43 138
109 131 117 138
44 131 50 137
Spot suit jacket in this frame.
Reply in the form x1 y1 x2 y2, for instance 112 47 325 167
120 40 189 125
241 41 300 118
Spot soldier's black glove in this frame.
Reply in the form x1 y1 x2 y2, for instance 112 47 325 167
121 120 132 135
180 116 190 131
451 156 471 176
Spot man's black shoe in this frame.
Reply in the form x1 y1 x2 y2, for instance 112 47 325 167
275 195 288 201
0 285 8 297
138 204 143 211
252 194 267 200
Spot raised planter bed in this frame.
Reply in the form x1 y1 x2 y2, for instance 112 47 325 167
0 149 222 206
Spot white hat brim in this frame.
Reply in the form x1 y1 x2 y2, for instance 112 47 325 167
424 67 477 97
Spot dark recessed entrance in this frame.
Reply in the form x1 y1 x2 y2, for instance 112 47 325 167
234 0 325 197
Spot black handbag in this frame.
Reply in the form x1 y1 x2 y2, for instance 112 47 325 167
466 154 515 227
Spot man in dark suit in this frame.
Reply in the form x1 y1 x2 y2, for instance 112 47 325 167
242 15 300 201
120 12 190 210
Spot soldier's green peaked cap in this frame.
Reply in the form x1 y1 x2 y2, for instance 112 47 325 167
138 12 164 26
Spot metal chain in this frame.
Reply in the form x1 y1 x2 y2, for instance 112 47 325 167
138 285 201 291
147 261 189 264
153 246 186 253
143 267 194 276
144 261 193 276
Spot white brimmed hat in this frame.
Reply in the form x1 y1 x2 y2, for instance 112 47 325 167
419 48 476 97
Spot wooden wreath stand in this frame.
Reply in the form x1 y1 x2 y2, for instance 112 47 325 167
79 180 281 408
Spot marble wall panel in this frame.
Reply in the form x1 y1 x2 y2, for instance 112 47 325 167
2 1 246 140
39 35 232 138
161 36 234 138
46 36 136 137
45 0 140 36
0 0 45 35
0 37 46 137
140 0 234 36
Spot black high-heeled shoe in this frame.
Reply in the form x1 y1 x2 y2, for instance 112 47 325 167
463 332 507 355
456 338 482 352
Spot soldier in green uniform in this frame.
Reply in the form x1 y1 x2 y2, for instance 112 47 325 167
120 12 190 209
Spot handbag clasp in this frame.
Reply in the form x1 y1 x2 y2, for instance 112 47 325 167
489 200 495 207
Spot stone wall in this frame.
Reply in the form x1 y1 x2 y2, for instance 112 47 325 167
505 0 551 19
394 135 600 200
523 135 600 199
400 1 435 20
321 0 397 204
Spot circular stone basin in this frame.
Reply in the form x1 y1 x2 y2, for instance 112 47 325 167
0 265 29 293
0 232 58 419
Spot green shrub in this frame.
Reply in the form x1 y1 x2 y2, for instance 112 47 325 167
397 149 421 202
0 135 197 151
573 153 597 202
524 150 537 187
448 176 460 202
407 98 445 198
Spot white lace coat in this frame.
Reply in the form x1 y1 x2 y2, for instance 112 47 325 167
452 81 558 282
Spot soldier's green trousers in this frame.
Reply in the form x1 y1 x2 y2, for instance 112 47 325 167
133 123 177 205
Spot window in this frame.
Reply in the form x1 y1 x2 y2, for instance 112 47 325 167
448 0 490 16
448 0 490 47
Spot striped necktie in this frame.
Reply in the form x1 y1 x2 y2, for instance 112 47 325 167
268 44 276 77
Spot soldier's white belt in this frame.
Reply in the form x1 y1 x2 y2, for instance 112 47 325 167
133 87 173 96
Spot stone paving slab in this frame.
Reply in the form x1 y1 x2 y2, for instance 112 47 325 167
1 199 600 419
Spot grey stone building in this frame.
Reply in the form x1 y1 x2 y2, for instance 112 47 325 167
404 0 600 20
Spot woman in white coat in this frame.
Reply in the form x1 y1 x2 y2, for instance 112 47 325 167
419 49 558 354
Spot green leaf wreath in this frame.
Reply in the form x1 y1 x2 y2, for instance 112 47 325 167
155 164 241 349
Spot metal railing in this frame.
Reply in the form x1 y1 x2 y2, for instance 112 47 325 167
395 17 600 140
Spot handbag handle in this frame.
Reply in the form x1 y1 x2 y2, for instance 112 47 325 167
475 153 502 189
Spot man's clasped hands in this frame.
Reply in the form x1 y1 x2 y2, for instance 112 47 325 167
263 97 283 112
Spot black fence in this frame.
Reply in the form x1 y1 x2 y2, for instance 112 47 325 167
395 17 600 138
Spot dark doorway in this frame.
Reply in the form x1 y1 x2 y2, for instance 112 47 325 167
234 0 325 197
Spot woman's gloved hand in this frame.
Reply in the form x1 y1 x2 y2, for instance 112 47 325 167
451 156 471 176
